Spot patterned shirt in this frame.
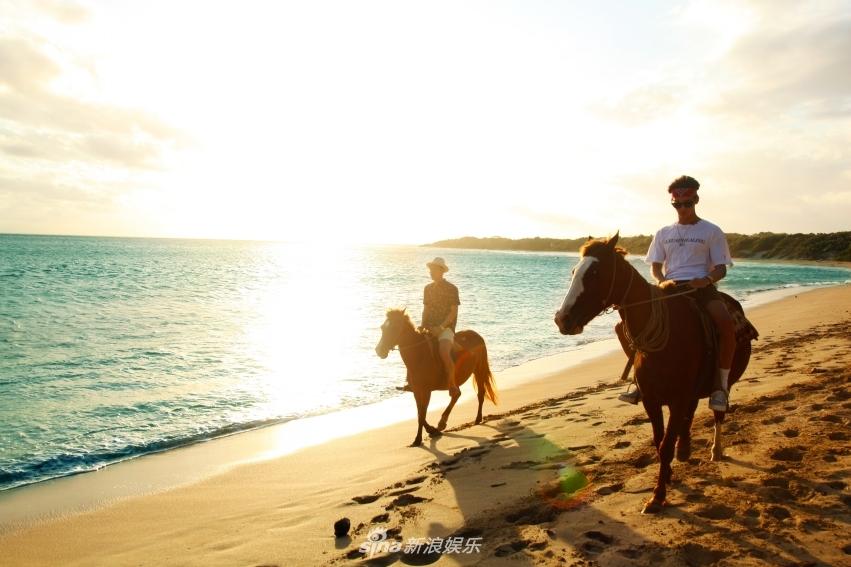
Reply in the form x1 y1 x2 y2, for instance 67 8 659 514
422 280 460 330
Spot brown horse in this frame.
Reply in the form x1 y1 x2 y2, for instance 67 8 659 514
554 234 755 514
375 308 497 447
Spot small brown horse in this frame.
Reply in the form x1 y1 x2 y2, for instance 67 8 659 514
554 234 755 514
375 308 497 447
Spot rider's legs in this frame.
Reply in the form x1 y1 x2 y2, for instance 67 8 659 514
707 299 735 411
615 322 641 404
438 329 459 397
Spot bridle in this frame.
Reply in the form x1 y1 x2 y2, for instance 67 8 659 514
597 251 635 316
598 251 694 315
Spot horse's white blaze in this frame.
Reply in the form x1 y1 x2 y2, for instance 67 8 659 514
376 318 392 355
559 256 597 315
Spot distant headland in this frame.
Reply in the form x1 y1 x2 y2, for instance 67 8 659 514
425 232 851 263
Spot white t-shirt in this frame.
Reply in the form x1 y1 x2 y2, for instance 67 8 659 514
645 219 733 281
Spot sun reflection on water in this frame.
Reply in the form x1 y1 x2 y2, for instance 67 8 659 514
239 243 393 417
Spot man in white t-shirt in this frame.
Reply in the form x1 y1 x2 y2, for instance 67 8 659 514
621 175 736 411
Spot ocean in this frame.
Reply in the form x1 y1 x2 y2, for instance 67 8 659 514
1 234 849 491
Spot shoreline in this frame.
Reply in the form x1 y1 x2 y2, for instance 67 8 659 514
0 282 840 532
0 284 848 565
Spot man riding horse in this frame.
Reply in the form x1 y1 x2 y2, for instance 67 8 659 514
620 175 736 412
399 257 461 396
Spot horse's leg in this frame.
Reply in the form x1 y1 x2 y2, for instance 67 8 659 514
711 410 726 461
676 398 699 462
411 389 427 447
420 389 442 439
474 384 485 425
642 398 665 450
437 388 460 431
643 403 685 514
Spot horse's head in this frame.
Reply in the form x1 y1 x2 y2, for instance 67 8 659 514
375 308 415 358
554 233 626 335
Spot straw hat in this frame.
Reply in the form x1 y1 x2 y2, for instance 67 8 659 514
426 257 449 272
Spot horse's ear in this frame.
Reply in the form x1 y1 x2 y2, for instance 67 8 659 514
607 231 620 249
402 306 407 314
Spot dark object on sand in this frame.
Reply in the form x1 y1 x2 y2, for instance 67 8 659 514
334 517 351 538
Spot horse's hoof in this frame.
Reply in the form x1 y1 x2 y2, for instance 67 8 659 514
410 440 422 447
474 417 483 425
641 499 665 514
676 445 691 462
710 451 725 462
429 430 443 438
436 421 447 431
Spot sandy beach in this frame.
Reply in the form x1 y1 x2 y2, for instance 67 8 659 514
1 284 849 566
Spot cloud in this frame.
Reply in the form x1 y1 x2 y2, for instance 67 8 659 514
0 38 61 93
34 0 90 24
704 11 851 121
0 36 185 172
590 84 684 126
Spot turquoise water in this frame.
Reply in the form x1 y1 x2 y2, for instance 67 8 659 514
1 234 849 491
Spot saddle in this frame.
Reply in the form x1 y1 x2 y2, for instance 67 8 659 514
673 286 759 397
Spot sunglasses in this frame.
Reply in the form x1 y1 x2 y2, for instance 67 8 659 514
671 200 695 209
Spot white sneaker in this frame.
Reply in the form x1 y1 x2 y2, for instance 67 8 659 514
709 390 728 412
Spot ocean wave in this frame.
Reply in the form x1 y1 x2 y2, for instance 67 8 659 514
0 415 299 492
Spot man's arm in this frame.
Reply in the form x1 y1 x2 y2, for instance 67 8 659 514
688 264 727 289
651 262 665 285
440 305 458 330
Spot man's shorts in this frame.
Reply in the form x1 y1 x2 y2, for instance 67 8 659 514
675 281 722 308
438 327 455 342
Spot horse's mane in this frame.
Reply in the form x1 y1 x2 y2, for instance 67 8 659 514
580 237 628 258
385 308 416 330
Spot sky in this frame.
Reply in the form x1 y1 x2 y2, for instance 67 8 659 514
1 0 849 244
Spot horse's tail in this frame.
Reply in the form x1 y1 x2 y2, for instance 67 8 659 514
456 330 497 404
473 341 498 405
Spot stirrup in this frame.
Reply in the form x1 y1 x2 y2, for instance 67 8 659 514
618 384 641 405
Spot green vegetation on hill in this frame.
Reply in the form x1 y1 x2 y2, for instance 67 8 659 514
426 232 851 262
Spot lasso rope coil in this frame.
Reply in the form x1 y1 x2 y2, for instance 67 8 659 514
621 286 671 354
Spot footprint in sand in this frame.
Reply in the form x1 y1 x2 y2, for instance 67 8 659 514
770 446 806 462
385 493 429 509
584 531 614 545
761 476 790 489
352 493 381 505
681 543 731 565
696 504 736 520
387 486 420 497
633 453 655 468
612 440 631 449
595 482 624 495
764 505 792 521
494 540 529 557
782 428 799 438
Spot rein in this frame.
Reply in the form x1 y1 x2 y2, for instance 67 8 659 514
395 334 429 352
603 254 696 354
